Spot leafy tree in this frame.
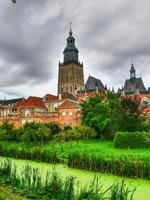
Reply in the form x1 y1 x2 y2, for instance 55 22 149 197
81 92 143 138
45 122 61 135
81 94 113 138
22 122 40 143
0 120 15 140
36 124 51 145
119 96 143 131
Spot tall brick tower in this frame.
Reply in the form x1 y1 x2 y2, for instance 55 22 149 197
58 25 84 95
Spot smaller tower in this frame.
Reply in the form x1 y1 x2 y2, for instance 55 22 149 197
63 22 79 64
130 63 136 80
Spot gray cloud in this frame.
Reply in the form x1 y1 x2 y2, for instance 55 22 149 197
0 0 149 98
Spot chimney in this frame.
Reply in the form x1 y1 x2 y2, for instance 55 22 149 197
59 94 62 100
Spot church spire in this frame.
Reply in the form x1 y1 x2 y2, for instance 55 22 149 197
69 22 72 36
130 63 136 79
63 23 79 64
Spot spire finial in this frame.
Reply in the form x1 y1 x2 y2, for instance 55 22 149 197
69 22 72 36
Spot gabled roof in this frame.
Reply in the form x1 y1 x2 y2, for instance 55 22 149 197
124 77 147 93
85 75 104 90
44 94 58 101
17 96 47 110
58 100 79 109
0 98 25 106
61 92 77 101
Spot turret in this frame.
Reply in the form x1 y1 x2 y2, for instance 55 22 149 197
63 23 79 64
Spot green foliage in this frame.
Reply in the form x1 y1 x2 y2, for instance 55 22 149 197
142 121 150 132
0 121 61 143
114 132 150 148
118 96 142 132
0 120 15 140
0 159 135 200
68 151 150 179
45 122 61 135
81 93 120 138
81 93 143 138
63 125 72 131
0 139 150 179
55 126 96 141
36 123 52 145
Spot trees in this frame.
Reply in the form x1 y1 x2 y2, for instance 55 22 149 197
37 124 51 145
81 94 114 138
118 96 142 131
81 93 143 138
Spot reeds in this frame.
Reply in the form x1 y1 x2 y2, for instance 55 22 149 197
68 152 150 180
0 159 135 200
0 142 150 180
0 144 59 163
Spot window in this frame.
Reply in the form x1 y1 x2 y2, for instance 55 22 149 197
69 112 73 116
25 109 30 117
62 112 66 116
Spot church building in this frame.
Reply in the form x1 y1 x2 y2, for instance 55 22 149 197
58 26 84 95
119 64 147 95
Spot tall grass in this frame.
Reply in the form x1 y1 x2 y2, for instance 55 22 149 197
0 159 136 200
68 152 150 180
0 141 150 179
0 144 59 163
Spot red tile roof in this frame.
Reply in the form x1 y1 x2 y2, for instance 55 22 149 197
17 96 47 110
142 107 150 112
58 100 79 109
45 94 58 101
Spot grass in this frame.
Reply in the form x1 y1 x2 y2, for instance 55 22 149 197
0 183 26 200
0 139 149 160
0 140 150 179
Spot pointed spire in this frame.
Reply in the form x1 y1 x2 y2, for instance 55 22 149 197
130 63 136 79
69 22 72 36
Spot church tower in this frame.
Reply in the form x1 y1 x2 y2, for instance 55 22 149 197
58 25 84 95
130 63 136 82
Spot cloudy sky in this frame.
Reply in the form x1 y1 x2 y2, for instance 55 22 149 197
0 0 150 99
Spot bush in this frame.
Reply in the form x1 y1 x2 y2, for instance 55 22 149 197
142 121 150 132
45 122 61 135
114 132 150 148
75 126 97 139
55 126 96 141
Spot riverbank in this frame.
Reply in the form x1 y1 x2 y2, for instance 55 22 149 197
0 140 150 179
0 156 150 200
0 182 26 200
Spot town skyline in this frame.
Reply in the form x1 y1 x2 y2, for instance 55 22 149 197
0 0 150 99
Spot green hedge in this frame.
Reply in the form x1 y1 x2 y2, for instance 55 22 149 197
114 132 150 148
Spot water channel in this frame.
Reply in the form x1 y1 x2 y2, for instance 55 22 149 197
0 157 150 200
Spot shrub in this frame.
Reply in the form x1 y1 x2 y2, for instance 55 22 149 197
63 125 72 131
114 132 150 148
45 122 61 135
142 121 150 132
75 126 97 139
0 120 15 140
55 126 96 141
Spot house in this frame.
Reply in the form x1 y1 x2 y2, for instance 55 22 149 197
58 99 81 127
0 98 24 117
17 96 47 118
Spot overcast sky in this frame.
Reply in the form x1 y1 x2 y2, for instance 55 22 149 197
0 0 150 99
